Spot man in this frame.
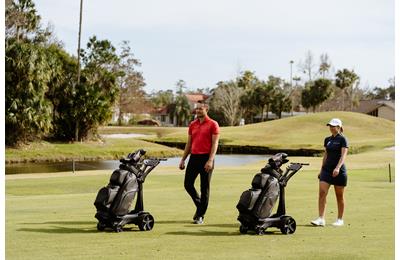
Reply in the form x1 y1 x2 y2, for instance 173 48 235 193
179 101 220 224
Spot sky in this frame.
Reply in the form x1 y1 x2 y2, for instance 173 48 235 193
33 0 394 92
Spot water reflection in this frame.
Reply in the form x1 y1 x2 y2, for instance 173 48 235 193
6 154 269 175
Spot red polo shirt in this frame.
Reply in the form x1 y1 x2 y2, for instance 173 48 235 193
188 116 220 154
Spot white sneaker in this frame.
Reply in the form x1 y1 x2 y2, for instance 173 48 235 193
193 216 204 224
332 219 344 227
311 217 325 226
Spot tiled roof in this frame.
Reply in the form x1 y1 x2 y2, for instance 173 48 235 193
353 99 395 113
185 94 209 103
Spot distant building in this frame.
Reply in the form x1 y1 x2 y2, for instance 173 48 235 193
185 93 209 110
111 107 132 124
153 106 175 126
353 99 395 121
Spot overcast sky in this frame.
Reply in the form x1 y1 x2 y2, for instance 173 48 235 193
34 0 394 92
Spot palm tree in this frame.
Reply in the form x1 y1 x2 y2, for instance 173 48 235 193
335 69 359 110
174 80 191 126
75 0 84 141
319 53 331 79
174 95 191 126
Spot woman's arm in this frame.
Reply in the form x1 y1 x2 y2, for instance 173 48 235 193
332 147 348 177
321 148 327 169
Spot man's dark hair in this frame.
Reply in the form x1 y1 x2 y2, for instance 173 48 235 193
196 100 209 109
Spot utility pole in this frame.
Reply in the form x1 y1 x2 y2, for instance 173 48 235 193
290 60 294 88
290 60 294 116
75 0 83 142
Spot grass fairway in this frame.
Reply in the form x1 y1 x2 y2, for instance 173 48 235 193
6 152 394 259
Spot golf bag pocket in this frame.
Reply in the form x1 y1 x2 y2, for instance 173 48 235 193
237 189 261 213
110 169 128 186
254 176 279 218
257 189 279 218
251 173 269 189
94 170 128 212
111 174 139 216
112 191 136 216
94 185 120 212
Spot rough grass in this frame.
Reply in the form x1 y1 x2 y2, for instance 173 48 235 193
6 152 394 260
146 111 395 153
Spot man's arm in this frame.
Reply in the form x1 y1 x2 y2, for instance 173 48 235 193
205 134 219 172
208 134 219 161
179 135 192 170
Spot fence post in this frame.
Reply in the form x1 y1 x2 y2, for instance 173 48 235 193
73 159 75 174
389 163 391 183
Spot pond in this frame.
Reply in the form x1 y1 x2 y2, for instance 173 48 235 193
5 154 269 175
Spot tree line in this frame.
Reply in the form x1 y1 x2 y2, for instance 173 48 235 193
149 66 393 127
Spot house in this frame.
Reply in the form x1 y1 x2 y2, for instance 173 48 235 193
185 93 209 110
353 99 395 121
110 107 132 124
153 106 175 126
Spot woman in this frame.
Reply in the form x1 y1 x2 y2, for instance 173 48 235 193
311 118 348 227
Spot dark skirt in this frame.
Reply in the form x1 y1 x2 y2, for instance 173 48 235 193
319 167 347 187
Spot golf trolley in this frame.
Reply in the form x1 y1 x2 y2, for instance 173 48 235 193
94 149 166 232
237 153 308 235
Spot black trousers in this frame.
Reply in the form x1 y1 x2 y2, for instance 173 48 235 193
184 154 213 218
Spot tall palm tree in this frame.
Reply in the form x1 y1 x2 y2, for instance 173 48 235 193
335 69 359 110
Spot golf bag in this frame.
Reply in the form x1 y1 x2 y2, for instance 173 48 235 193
94 149 165 232
236 166 280 219
236 153 308 235
94 168 138 217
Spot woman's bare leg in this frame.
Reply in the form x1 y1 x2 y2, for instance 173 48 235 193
334 185 345 219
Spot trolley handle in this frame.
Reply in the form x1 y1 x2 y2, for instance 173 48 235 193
290 162 310 165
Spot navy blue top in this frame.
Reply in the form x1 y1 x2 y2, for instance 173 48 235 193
323 134 349 172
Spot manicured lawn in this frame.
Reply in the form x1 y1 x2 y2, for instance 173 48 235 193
6 152 394 259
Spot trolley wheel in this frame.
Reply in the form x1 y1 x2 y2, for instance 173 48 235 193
280 217 296 234
112 224 123 233
255 226 264 235
239 225 248 234
97 222 106 231
138 214 155 231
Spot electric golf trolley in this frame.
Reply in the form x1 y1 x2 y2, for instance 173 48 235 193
94 149 166 232
236 153 308 235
